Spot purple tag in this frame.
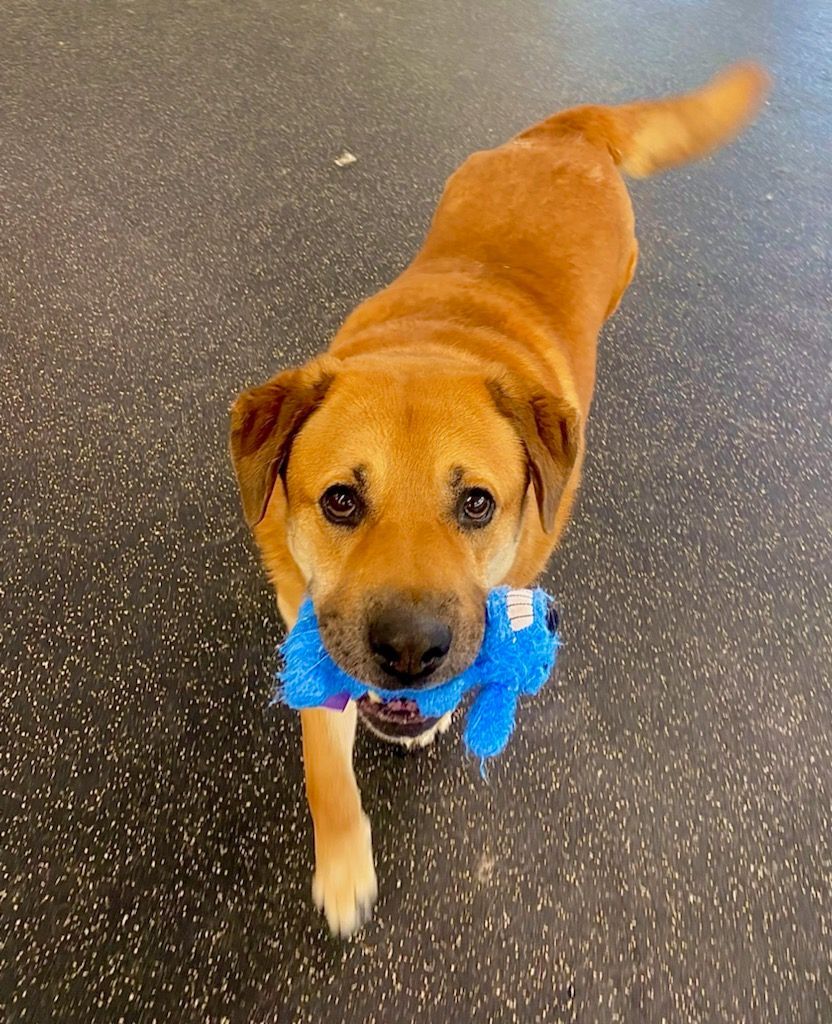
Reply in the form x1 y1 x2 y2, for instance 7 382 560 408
322 691 350 712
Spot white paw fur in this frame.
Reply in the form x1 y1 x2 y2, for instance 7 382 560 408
312 813 378 937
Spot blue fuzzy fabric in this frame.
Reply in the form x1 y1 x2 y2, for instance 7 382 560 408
275 587 560 764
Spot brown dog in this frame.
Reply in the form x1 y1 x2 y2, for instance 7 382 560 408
230 62 769 935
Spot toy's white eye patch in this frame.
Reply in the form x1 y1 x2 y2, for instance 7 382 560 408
505 589 534 631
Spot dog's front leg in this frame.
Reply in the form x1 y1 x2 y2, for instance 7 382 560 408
279 589 377 935
301 704 377 936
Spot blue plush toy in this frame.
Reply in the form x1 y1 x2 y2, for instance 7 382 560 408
275 587 561 765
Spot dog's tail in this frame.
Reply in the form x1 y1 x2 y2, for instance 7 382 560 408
527 62 770 177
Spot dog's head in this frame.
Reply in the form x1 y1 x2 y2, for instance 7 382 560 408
230 352 579 689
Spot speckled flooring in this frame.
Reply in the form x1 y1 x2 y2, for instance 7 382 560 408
2 1 830 1022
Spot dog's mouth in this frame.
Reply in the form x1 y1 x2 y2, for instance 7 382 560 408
355 691 439 739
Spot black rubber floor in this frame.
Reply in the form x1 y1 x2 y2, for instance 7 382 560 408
3 2 830 1022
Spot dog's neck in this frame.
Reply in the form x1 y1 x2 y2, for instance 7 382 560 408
329 258 582 414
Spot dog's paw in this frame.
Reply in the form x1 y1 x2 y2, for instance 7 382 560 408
312 814 377 937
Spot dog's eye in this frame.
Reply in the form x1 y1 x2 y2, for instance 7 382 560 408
459 488 496 527
320 485 364 526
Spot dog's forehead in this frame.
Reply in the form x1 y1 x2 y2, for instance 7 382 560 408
295 366 521 480
333 364 481 411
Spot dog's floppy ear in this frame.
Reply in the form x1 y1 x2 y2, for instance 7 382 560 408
229 360 336 527
488 375 581 533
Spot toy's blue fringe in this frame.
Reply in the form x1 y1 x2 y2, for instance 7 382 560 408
276 586 560 766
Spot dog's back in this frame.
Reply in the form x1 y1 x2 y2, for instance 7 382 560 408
333 63 770 414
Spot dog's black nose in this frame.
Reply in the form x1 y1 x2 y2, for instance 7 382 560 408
368 602 452 685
